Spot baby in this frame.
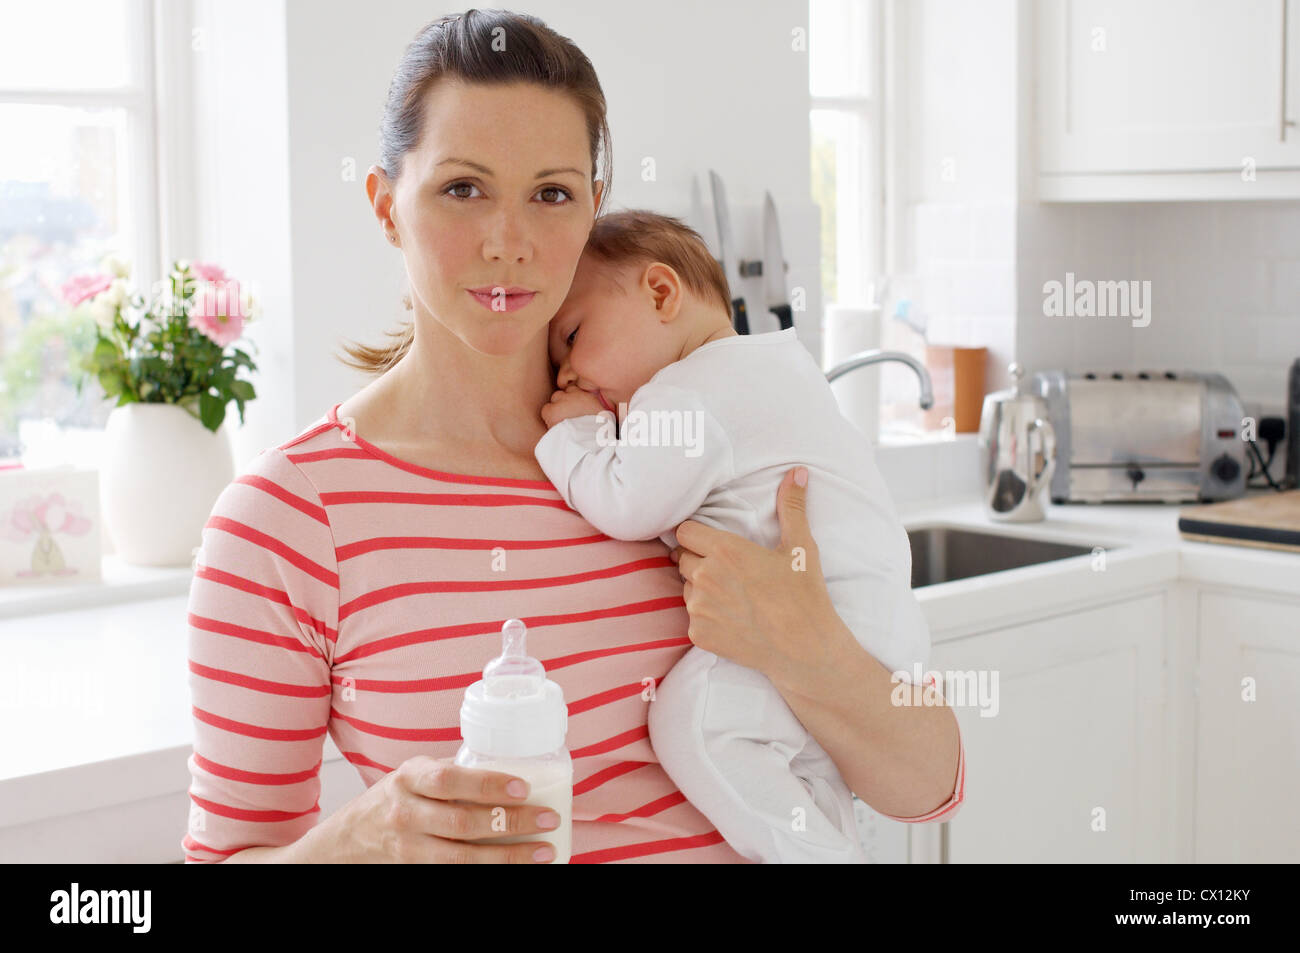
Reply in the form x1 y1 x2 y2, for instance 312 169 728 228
533 209 931 863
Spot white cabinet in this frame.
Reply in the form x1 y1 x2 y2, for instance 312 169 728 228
1194 588 1300 862
916 592 1167 863
1037 0 1300 199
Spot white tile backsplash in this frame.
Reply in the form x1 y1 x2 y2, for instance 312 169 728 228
1016 201 1300 411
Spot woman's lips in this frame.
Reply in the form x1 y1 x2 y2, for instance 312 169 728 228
467 289 537 312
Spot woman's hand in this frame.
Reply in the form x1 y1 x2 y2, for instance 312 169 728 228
669 466 848 691
540 384 607 429
326 755 563 863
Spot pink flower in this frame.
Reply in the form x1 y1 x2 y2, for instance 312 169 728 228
188 280 247 346
190 261 229 283
61 273 113 306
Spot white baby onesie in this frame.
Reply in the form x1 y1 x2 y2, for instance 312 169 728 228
533 327 931 863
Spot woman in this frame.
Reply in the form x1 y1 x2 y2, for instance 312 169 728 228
182 8 963 865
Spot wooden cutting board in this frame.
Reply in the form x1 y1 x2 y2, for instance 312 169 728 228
1178 490 1300 553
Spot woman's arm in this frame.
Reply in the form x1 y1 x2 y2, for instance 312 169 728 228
669 466 962 820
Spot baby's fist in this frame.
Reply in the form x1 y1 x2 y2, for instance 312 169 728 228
541 385 608 429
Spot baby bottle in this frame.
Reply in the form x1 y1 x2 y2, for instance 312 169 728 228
456 618 572 863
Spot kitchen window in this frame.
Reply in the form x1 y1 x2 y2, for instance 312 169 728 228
0 0 172 468
811 0 932 440
810 0 882 310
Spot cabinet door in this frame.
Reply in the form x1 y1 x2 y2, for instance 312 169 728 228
925 592 1165 863
1195 590 1300 863
1038 0 1300 174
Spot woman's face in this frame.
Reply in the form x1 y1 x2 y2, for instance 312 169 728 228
373 79 603 358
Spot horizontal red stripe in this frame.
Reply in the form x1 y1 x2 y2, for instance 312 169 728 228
320 490 569 509
189 612 325 660
331 634 687 693
189 659 331 698
285 447 373 464
570 829 727 864
341 750 395 774
334 597 684 665
567 680 650 716
571 725 648 759
592 790 685 823
182 834 244 856
324 403 560 489
278 420 335 451
234 473 328 525
330 706 461 743
192 751 323 785
194 567 337 643
338 556 673 621
192 705 328 742
573 760 653 797
190 792 320 824
205 515 339 587
336 532 608 561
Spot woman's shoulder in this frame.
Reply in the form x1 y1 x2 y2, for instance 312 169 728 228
209 409 343 528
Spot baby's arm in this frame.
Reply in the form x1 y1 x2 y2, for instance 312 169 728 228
534 382 734 541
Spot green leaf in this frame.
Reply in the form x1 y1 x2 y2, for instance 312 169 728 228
198 391 225 432
93 336 119 368
98 368 125 398
229 379 255 401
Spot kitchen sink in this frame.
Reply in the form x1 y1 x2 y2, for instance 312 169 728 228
907 525 1101 588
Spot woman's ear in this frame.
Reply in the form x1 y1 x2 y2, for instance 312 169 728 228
592 179 604 215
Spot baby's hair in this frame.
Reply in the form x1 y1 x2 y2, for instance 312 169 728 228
582 210 732 318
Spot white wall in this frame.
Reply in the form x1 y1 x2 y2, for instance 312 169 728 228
190 0 820 468
1016 201 1300 420
889 0 1018 409
892 0 1299 433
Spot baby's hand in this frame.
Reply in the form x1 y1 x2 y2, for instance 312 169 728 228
541 384 608 429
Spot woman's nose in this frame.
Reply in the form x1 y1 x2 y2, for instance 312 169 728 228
482 207 533 263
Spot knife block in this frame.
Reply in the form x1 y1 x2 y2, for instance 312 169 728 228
923 345 987 433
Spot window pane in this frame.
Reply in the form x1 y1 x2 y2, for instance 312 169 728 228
811 108 870 307
0 103 130 454
0 0 135 90
810 0 872 98
810 110 841 305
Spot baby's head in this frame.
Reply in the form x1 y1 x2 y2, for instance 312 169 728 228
548 210 735 418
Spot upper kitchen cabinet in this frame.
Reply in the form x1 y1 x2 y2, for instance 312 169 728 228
1036 0 1300 199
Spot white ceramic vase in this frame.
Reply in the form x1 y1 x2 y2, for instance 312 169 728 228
101 403 235 567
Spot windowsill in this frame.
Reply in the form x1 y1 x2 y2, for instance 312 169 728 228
0 556 192 621
876 430 978 448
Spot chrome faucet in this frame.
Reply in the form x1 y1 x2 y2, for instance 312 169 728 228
825 349 935 410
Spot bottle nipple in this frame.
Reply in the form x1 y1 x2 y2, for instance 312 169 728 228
482 619 545 698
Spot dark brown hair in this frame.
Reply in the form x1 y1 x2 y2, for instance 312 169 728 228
341 8 613 374
582 210 732 318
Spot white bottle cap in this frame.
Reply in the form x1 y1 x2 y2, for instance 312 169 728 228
459 619 568 758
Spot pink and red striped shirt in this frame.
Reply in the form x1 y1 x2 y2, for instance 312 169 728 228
182 403 964 863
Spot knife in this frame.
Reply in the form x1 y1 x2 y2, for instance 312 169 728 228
708 169 749 335
762 191 794 331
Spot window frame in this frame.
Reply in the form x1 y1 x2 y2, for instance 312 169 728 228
0 0 198 452
809 0 887 307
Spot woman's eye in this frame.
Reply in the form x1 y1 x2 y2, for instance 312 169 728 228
539 186 573 205
444 181 480 199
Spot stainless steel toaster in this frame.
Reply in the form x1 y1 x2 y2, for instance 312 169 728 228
1032 370 1247 503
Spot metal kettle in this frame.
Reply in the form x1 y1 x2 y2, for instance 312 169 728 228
978 362 1057 521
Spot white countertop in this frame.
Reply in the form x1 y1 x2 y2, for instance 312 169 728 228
1 490 1296 830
